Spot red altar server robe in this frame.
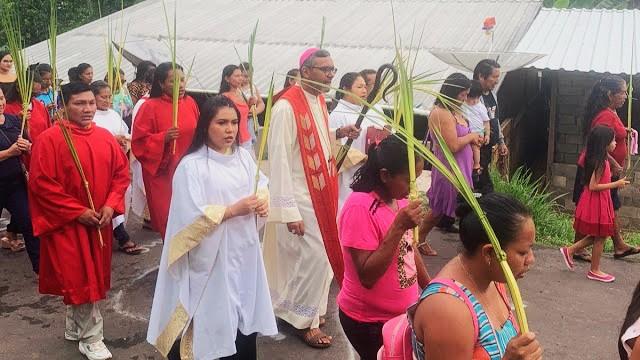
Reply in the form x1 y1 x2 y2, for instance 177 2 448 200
28 121 130 305
131 94 199 238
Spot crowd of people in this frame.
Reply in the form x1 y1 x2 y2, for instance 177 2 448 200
0 45 639 360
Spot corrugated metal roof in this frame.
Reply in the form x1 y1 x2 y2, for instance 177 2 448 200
25 0 542 106
516 8 640 74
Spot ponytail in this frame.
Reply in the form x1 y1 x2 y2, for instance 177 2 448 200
351 136 410 194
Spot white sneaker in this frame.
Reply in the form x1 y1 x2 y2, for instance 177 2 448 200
64 330 79 341
78 340 112 360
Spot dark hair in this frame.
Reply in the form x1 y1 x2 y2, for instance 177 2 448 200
336 72 363 101
619 281 640 360
149 62 184 98
473 59 500 80
0 50 10 62
219 64 240 94
68 67 79 82
6 68 42 102
468 80 484 99
300 49 331 72
456 192 532 255
75 63 92 82
434 73 471 110
77 63 92 75
68 63 92 82
583 125 615 185
185 95 241 155
583 76 626 138
104 68 126 91
283 68 299 89
60 81 92 105
36 63 52 76
360 69 376 80
90 80 110 95
351 136 410 196
239 62 252 74
134 60 156 82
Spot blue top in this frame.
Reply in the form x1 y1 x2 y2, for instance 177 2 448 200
36 89 54 107
0 113 25 182
412 280 518 360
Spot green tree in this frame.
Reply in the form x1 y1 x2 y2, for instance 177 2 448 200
0 0 142 48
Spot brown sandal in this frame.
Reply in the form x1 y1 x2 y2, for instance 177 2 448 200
1 236 25 252
119 241 144 255
299 328 332 349
418 242 438 256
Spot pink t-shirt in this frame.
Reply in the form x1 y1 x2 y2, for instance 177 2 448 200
337 191 420 323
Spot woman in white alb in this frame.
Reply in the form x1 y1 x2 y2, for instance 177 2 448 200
329 72 387 210
147 95 277 360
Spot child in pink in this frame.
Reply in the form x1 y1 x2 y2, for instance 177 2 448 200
337 136 430 360
561 125 629 283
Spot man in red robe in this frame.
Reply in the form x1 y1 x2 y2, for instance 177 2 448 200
29 82 129 360
131 62 198 239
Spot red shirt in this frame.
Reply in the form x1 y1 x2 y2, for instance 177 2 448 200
5 98 51 144
591 109 627 166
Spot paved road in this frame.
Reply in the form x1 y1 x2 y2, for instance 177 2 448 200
1 213 640 359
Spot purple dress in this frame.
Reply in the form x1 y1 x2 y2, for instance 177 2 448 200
427 122 474 218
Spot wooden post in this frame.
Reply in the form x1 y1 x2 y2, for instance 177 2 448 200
546 71 558 181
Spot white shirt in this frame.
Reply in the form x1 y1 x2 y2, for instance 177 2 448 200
329 99 386 209
93 108 129 136
463 101 490 135
622 317 640 357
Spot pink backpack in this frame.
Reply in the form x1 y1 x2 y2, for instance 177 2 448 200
377 279 480 360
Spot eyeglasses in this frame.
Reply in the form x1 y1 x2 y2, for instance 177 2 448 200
311 66 338 75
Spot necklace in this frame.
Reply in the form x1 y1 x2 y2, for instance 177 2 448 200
457 255 481 290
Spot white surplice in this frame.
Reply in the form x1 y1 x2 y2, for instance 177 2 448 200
93 108 131 228
262 87 334 330
147 146 277 359
329 100 386 211
129 97 148 217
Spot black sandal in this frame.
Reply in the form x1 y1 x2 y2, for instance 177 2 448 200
614 247 640 259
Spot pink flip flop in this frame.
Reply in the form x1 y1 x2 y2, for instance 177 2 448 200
560 247 574 271
587 271 615 283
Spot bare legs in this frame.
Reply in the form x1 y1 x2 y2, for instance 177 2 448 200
565 236 610 276
418 211 441 256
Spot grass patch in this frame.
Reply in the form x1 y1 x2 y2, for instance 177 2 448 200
491 168 640 252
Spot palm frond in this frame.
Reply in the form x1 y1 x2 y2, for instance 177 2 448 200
254 74 275 194
1 1 35 136
48 0 58 103
319 16 327 49
162 0 179 154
